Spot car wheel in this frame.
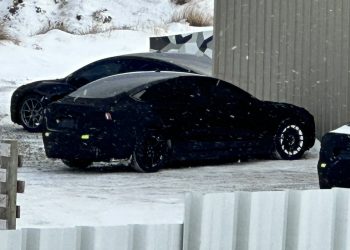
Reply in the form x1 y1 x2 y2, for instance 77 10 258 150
131 132 170 173
319 177 332 189
19 94 44 132
272 120 307 160
62 159 92 169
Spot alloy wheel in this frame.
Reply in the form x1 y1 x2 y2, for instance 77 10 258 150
279 124 304 156
20 97 43 129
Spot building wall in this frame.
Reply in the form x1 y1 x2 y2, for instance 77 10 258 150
214 0 350 137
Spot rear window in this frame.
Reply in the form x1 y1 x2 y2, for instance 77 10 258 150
69 73 166 99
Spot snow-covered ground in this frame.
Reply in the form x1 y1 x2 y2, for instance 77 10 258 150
2 123 318 229
0 0 320 229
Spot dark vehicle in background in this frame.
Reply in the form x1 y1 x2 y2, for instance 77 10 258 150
318 125 350 188
43 71 315 172
11 52 212 132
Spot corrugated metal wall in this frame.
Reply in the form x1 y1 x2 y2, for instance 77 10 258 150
2 190 350 250
183 189 350 250
213 0 350 137
0 224 183 250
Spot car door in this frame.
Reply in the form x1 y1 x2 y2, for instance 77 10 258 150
204 80 270 151
140 76 210 151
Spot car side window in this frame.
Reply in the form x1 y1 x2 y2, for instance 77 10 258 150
70 61 123 87
212 81 253 105
123 59 187 73
140 77 202 105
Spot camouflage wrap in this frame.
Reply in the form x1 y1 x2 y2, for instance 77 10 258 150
150 31 213 58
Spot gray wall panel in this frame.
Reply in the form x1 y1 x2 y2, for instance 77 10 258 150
214 0 350 137
183 189 350 250
0 225 183 250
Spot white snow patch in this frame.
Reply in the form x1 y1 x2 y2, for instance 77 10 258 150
330 125 350 135
0 30 151 84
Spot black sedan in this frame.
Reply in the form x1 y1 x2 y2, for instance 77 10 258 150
11 52 211 132
318 125 350 188
43 71 315 172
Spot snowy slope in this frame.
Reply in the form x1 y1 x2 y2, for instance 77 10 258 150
0 0 214 125
0 26 213 126
0 29 151 125
0 0 214 38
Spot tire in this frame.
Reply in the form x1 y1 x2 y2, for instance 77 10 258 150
131 131 170 173
319 177 332 189
19 94 45 132
272 119 307 160
62 159 92 169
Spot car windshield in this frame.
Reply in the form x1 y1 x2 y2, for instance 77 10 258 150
69 72 174 99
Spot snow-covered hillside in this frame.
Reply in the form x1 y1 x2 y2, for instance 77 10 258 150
0 0 214 38
0 0 214 125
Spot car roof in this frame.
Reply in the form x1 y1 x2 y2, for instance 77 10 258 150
98 71 203 91
110 52 212 76
69 71 207 99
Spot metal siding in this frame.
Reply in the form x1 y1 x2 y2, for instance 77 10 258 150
301 0 311 109
270 0 281 101
248 0 257 96
341 0 349 130
217 0 227 80
255 0 265 98
294 0 303 106
0 225 183 250
319 0 328 134
225 0 235 83
286 0 296 105
335 0 343 126
213 0 220 77
310 0 320 129
183 189 350 250
263 0 272 101
232 0 242 87
2 191 350 250
214 0 350 137
240 0 250 91
326 0 336 131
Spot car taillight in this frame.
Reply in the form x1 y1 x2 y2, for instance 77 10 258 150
105 112 112 120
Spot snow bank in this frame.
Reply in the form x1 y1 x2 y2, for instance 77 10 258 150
0 29 151 83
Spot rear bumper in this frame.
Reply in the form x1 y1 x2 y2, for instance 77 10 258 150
43 130 132 161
